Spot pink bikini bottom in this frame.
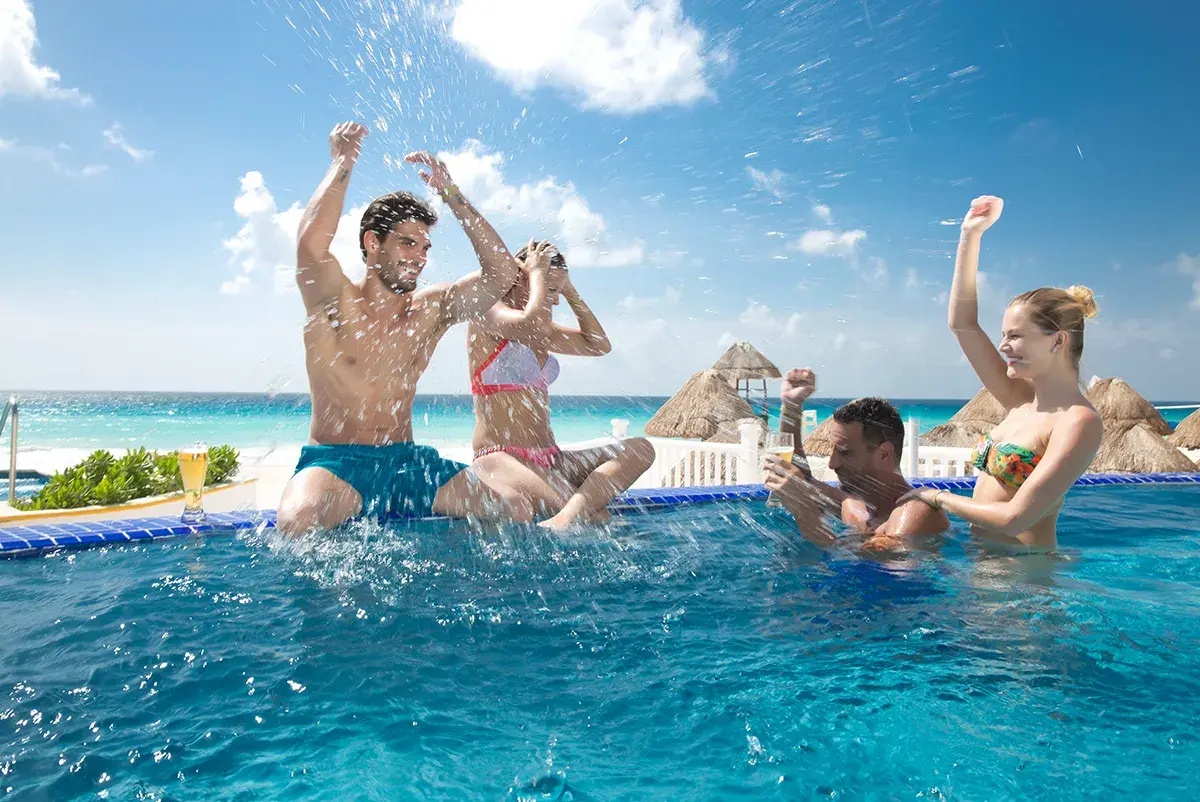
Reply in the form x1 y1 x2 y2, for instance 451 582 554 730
472 445 562 470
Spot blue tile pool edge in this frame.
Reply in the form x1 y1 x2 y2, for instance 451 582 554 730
3 472 1199 557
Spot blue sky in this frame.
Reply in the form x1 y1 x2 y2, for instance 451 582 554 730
3 0 1199 400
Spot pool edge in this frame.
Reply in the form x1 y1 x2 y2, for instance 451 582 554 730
3 472 1199 557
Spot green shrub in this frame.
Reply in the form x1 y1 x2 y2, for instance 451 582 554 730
14 445 240 512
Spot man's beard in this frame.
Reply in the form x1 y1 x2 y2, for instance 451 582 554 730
378 259 420 294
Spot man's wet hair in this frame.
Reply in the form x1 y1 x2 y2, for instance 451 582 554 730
833 397 904 462
513 240 568 270
359 191 438 259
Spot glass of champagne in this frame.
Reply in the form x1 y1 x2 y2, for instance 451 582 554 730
763 432 795 508
178 443 209 524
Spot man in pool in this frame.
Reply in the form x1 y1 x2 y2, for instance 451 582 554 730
763 369 949 551
277 121 524 535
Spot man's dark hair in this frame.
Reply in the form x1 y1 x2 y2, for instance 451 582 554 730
359 191 438 259
513 239 568 269
832 396 904 462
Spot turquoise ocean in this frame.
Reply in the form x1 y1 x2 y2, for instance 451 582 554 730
2 391 1196 452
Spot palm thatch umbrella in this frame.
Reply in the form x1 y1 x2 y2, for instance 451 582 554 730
1089 421 1198 473
711 341 782 380
711 341 781 424
1165 408 1200 450
1084 377 1170 435
920 387 1007 448
644 370 756 441
802 415 838 457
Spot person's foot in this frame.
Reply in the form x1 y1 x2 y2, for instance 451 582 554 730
537 506 611 531
537 514 575 532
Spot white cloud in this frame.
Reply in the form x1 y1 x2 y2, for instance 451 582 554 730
0 136 105 177
0 0 89 103
221 171 367 295
220 275 252 296
438 139 643 268
1177 253 1200 310
738 301 802 335
619 285 680 312
102 123 152 162
905 268 919 290
812 203 833 225
448 0 717 113
790 227 867 258
865 256 888 287
747 166 786 199
620 295 657 312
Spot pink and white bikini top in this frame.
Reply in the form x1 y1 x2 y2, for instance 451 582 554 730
471 339 560 396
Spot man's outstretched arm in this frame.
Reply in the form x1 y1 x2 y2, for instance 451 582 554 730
296 122 363 312
405 151 520 324
779 368 848 507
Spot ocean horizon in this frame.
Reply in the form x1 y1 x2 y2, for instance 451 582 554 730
2 390 1196 452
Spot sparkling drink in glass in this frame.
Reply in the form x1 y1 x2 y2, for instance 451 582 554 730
179 444 209 524
763 432 795 508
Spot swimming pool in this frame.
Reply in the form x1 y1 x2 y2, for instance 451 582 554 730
2 484 1199 799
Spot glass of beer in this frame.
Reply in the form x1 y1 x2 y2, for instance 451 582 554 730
763 432 795 508
179 444 209 524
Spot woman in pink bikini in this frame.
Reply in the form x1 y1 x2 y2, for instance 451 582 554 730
468 240 655 530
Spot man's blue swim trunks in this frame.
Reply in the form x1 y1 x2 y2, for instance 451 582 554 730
293 443 467 519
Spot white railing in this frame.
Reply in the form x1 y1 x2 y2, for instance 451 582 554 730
618 415 981 489
635 421 760 488
914 446 975 478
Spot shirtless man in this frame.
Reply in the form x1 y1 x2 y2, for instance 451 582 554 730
277 122 522 535
763 368 948 551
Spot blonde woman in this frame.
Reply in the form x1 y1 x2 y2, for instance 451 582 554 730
906 196 1103 551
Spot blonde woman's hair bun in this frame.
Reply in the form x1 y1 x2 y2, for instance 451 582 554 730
1065 285 1099 320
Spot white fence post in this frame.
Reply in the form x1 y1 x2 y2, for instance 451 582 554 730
739 422 761 486
904 417 919 479
610 418 629 439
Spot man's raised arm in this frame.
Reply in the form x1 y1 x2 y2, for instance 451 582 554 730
405 151 520 324
296 122 365 311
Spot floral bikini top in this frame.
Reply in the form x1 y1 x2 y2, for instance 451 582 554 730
970 436 1042 489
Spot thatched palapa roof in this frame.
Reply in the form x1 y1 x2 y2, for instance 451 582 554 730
645 370 756 440
711 341 782 382
1089 421 1198 473
1082 377 1195 473
1165 408 1200 450
920 387 1007 448
1084 377 1170 435
802 415 838 457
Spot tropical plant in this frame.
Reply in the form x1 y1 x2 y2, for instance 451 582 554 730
14 445 240 511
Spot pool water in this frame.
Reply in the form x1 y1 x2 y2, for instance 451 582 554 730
2 485 1199 800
